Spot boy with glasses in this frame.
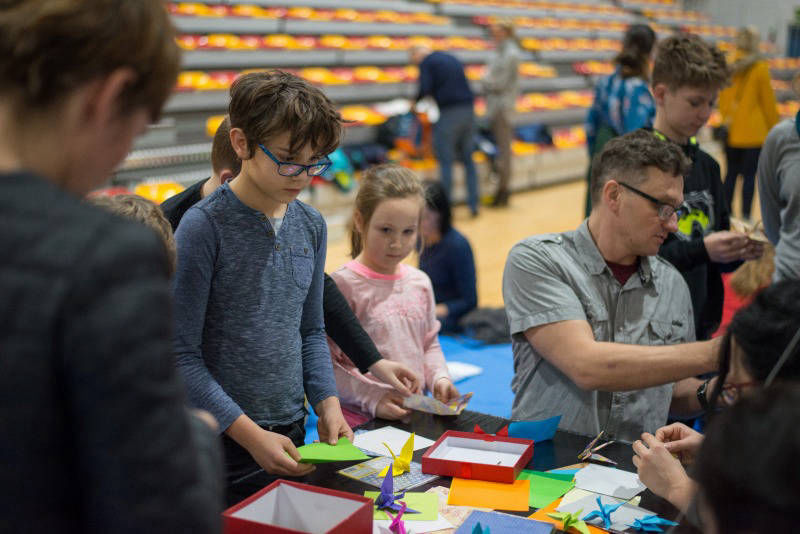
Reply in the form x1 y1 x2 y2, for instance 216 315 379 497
503 130 724 442
649 35 764 340
172 71 353 505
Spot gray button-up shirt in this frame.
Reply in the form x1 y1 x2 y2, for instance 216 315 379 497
503 220 695 442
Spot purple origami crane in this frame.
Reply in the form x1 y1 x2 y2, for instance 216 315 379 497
582 496 624 529
375 462 419 514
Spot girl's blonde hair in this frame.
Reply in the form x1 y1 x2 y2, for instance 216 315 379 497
350 164 425 258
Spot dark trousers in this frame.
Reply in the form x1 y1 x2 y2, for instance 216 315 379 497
223 418 306 507
723 145 761 219
433 104 480 215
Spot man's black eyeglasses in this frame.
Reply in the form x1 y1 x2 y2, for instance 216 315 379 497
618 181 688 221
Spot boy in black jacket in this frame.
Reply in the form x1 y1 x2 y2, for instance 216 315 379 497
649 35 763 340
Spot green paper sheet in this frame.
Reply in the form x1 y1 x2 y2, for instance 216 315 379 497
517 470 575 509
364 491 439 521
296 437 369 463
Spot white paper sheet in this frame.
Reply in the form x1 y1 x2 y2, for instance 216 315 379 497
559 488 641 508
446 361 483 383
373 516 454 533
573 464 646 500
353 426 435 457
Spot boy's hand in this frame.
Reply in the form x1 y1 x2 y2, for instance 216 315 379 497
368 360 422 396
433 378 460 404
376 391 411 420
703 231 750 263
249 428 315 477
315 396 354 445
654 422 704 464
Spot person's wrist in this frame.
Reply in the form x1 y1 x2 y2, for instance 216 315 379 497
667 475 695 513
315 395 340 415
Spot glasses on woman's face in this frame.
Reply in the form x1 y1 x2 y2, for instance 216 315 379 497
258 144 331 177
720 381 758 406
618 181 689 222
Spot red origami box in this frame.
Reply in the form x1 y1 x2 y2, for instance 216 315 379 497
223 479 373 534
421 430 534 484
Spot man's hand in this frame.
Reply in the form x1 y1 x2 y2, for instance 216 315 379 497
315 396 354 445
247 428 315 477
375 391 412 420
654 422 704 465
741 237 765 261
704 231 751 263
368 360 422 396
433 377 460 404
632 433 695 513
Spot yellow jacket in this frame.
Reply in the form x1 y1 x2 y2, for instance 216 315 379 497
718 58 779 147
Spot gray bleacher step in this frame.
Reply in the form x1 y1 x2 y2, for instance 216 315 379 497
172 15 281 34
284 20 484 37
182 49 340 70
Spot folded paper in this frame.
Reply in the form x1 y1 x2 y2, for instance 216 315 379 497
628 514 679 532
508 415 561 443
516 470 575 509
577 431 617 465
370 462 420 515
582 496 623 529
573 464 646 500
546 511 590 534
379 433 415 476
403 392 473 416
296 437 370 463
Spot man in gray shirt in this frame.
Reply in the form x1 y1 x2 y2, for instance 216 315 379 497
503 130 722 442
758 118 800 282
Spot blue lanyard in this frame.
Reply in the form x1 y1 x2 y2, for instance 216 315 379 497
795 110 800 138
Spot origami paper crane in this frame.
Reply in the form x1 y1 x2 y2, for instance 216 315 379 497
582 496 624 530
379 433 414 476
473 424 509 436
547 510 590 534
472 522 491 534
384 501 408 534
628 514 679 532
578 430 617 465
374 462 419 514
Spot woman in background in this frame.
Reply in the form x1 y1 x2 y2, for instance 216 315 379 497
584 23 657 216
719 26 779 220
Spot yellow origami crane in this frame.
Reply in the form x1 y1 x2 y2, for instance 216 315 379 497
378 433 415 476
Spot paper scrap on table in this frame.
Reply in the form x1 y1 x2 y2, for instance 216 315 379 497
454 510 555 533
447 361 483 383
403 392 473 416
573 464 646 500
507 415 561 442
560 488 641 508
425 486 491 533
339 456 439 491
366 489 438 521
354 426 435 456
516 470 575 509
556 492 655 531
447 477 530 512
373 516 455 534
296 437 369 463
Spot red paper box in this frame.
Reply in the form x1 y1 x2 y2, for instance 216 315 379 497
223 479 373 534
421 430 534 484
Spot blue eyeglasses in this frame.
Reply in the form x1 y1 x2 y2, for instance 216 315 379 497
258 144 331 177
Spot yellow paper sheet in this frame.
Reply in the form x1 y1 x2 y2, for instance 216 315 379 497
447 478 530 512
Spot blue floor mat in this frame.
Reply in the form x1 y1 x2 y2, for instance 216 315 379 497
304 335 515 444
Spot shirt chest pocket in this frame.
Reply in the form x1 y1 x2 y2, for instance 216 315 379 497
585 304 609 341
648 319 684 345
290 246 314 290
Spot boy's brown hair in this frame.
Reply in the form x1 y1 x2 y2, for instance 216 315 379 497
590 129 691 205
89 194 177 275
350 164 425 258
211 116 242 177
228 71 344 159
651 34 729 91
0 0 180 122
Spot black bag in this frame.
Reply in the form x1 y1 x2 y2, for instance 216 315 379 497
458 307 511 345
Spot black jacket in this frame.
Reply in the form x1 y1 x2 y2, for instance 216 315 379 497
0 172 222 533
657 139 739 339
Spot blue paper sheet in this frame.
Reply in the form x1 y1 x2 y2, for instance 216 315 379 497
508 415 562 442
455 511 554 534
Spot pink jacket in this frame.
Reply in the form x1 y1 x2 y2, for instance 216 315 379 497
328 260 450 416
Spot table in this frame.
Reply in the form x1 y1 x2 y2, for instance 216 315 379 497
243 410 700 533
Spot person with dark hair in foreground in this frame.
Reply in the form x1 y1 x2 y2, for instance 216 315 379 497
0 1 222 531
419 180 477 333
632 279 800 522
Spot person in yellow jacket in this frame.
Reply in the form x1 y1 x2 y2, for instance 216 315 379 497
719 26 779 220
